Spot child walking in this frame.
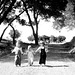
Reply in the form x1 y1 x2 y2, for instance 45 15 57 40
12 40 23 66
35 41 48 66
26 45 34 66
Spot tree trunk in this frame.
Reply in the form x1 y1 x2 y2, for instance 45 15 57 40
33 1 38 45
34 34 38 45
0 25 9 42
22 1 37 44
12 36 16 45
22 0 39 45
10 25 16 45
35 20 38 45
0 24 16 45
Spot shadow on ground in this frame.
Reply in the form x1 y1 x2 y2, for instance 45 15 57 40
20 64 69 68
45 65 69 67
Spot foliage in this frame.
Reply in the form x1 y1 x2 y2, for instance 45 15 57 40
19 0 68 44
53 1 75 31
49 35 56 42
0 0 69 44
0 0 16 24
28 35 35 41
22 0 68 18
39 35 49 41
64 2 75 30
49 35 66 43
57 36 66 43
53 17 65 30
9 29 21 39
28 35 50 42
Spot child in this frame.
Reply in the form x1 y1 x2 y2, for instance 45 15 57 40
26 45 34 66
12 40 23 66
35 41 48 66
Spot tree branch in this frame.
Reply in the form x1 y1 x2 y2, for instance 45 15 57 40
0 10 25 42
9 10 25 25
0 0 5 7
25 23 31 26
0 0 16 24
0 0 8 16
21 0 35 35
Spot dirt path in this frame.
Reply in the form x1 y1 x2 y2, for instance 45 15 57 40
0 54 75 75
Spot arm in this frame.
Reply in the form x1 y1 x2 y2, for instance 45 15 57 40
11 47 16 53
35 47 41 53
69 48 75 53
20 48 24 54
45 48 48 53
11 49 14 53
45 45 49 53
31 50 35 55
23 50 28 55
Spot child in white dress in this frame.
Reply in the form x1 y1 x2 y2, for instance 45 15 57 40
26 45 34 66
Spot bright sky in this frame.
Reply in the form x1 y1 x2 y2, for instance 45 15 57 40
0 17 75 43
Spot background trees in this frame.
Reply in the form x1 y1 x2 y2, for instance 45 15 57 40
0 0 25 44
1 0 75 45
28 35 66 43
28 35 35 42
9 29 21 44
0 0 16 24
57 36 66 43
20 0 68 44
53 1 75 31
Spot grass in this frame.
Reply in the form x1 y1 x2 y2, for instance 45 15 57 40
0 39 74 59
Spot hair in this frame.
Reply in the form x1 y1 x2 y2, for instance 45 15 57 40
39 41 45 46
16 40 21 48
28 45 31 50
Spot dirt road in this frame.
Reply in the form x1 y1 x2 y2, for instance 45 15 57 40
0 54 75 75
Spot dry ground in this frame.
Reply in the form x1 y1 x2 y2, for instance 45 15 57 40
0 53 75 75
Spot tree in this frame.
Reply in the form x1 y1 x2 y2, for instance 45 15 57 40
20 0 68 45
53 1 75 31
9 29 21 44
0 0 25 44
0 0 68 45
57 36 66 43
0 0 16 42
28 35 35 42
0 0 16 24
49 35 55 42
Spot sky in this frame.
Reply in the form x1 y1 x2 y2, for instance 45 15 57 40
0 16 75 43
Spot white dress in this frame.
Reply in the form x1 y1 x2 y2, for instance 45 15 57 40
27 49 34 66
